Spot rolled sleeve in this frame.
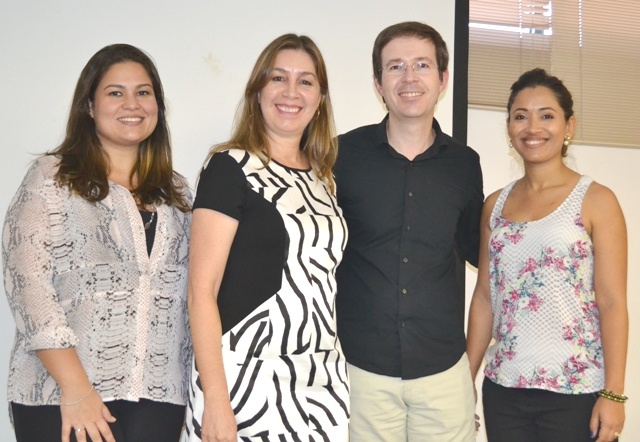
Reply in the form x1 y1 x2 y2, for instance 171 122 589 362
3 161 78 351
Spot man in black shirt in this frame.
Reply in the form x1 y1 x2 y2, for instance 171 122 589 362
335 22 483 441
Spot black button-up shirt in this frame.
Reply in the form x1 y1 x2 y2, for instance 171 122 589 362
335 116 483 379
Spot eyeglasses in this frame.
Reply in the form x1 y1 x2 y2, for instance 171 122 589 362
379 60 438 76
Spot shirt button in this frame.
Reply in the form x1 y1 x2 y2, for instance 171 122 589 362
408 192 413 197
403 257 408 263
406 225 411 231
402 288 407 294
401 322 405 328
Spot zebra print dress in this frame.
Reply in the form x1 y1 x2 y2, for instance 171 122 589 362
186 150 349 441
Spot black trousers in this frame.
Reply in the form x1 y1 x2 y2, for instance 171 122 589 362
482 377 603 442
12 399 186 442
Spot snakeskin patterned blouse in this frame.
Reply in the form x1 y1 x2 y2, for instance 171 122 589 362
2 155 192 406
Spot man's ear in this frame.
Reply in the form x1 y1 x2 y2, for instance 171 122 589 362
374 76 385 104
439 69 450 94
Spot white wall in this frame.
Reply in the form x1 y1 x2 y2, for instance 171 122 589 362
467 107 640 441
0 0 455 438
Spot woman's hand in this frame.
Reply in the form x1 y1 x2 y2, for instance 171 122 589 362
200 401 237 442
61 386 116 442
35 348 116 442
590 397 624 442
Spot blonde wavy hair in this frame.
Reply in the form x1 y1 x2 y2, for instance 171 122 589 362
209 33 337 193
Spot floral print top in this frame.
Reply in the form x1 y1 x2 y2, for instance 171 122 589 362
484 176 603 394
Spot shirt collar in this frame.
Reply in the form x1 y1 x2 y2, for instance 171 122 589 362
373 114 448 159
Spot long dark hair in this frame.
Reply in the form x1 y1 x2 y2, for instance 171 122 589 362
48 43 190 211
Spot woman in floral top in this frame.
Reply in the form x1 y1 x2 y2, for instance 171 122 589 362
467 69 628 442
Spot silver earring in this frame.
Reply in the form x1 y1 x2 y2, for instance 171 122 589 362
509 140 514 148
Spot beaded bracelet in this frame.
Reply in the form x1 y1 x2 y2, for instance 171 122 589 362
598 389 628 403
61 385 94 406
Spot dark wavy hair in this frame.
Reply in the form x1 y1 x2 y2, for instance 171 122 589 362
209 34 338 193
48 43 190 212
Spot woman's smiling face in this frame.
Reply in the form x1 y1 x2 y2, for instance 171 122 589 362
90 61 158 152
259 49 321 145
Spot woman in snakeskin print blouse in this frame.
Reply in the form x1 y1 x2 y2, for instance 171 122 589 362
2 44 191 442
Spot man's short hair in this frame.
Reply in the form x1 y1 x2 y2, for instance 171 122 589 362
372 21 449 83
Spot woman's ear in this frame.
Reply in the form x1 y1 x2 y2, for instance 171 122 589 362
566 115 577 139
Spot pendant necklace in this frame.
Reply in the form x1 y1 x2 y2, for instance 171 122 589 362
143 211 155 230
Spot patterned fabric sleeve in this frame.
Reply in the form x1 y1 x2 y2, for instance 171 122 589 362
193 151 247 220
2 158 78 351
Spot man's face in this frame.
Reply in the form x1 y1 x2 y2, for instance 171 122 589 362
375 36 448 124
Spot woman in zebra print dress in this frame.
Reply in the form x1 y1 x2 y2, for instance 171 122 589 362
186 34 349 441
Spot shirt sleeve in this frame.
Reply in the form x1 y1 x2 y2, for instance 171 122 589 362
192 151 247 221
2 159 78 351
455 151 484 268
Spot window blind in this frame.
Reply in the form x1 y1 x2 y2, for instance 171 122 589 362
469 0 640 147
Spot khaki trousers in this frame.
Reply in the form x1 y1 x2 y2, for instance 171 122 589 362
348 353 476 442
